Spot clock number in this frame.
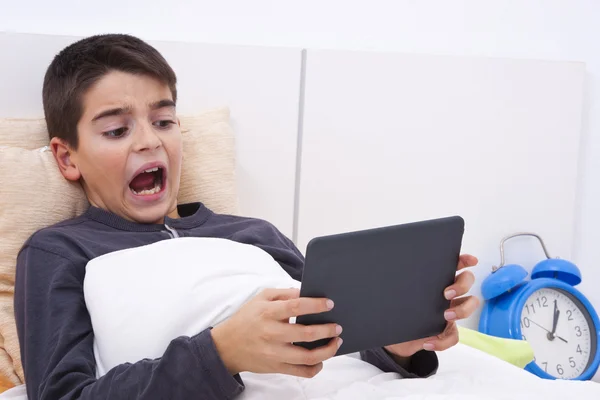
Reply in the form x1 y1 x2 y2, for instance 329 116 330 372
542 362 548 372
537 296 548 308
577 345 582 354
575 326 582 337
557 364 564 376
569 357 576 368
567 310 573 321
522 317 531 328
526 304 536 314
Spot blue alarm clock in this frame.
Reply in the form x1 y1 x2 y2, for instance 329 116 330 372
479 232 600 380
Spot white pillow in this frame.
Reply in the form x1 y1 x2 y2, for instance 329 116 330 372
83 237 299 376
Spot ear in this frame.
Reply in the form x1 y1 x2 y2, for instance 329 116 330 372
50 137 81 182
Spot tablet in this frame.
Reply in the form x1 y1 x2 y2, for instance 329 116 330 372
294 215 464 355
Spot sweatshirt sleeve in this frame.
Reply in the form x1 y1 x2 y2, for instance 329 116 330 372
14 244 244 400
360 348 439 378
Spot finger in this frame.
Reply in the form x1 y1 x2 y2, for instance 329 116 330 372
439 321 457 338
261 288 300 301
282 322 342 343
278 362 324 379
424 322 459 351
422 321 453 342
270 297 334 320
445 295 480 321
444 270 475 299
436 324 459 351
457 254 478 271
281 337 343 366
449 296 472 309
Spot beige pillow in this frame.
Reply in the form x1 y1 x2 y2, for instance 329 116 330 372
0 118 49 150
0 107 239 214
0 147 90 384
0 107 239 386
178 112 238 214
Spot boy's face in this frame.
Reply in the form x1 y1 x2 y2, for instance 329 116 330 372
52 71 182 224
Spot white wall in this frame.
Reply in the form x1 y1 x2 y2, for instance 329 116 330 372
5 0 597 317
3 0 600 366
296 49 585 330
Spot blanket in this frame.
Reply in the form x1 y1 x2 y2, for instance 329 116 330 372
2 237 598 399
3 343 599 399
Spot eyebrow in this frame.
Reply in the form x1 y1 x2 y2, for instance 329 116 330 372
91 105 133 122
149 99 176 110
91 99 176 123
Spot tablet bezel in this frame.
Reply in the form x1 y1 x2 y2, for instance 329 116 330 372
294 216 465 355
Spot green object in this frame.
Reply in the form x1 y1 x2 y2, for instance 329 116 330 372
458 325 535 368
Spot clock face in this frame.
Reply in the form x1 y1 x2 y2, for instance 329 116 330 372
519 287 597 379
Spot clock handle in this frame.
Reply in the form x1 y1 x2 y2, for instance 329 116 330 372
492 232 552 272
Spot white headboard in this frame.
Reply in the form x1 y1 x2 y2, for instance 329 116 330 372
0 32 302 239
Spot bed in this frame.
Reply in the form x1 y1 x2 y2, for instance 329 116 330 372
1 32 599 399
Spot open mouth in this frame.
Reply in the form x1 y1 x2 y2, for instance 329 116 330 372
129 166 165 196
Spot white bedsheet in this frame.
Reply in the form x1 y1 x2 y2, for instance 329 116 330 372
235 343 600 400
3 237 599 399
3 344 599 399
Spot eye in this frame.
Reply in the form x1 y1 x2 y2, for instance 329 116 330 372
103 127 128 138
153 120 176 129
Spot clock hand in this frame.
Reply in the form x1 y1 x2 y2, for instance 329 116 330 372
529 319 569 343
529 318 552 334
549 301 569 343
550 300 559 337
556 335 568 344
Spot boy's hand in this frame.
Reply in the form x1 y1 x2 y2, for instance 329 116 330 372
211 288 342 378
384 254 479 359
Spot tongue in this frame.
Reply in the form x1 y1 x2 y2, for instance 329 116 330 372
130 172 156 192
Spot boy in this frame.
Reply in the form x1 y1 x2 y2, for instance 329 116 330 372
14 34 478 399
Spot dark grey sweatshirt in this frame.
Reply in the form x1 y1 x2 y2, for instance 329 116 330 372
14 203 438 400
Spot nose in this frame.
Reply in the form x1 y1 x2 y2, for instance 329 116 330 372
133 121 162 152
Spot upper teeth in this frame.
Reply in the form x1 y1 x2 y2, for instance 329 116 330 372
144 167 159 173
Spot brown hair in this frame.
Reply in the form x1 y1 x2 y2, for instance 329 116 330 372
42 34 177 149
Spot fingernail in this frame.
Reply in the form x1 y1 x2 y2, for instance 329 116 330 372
335 325 343 335
423 343 435 351
444 290 456 300
326 299 334 310
337 338 343 349
444 311 457 321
